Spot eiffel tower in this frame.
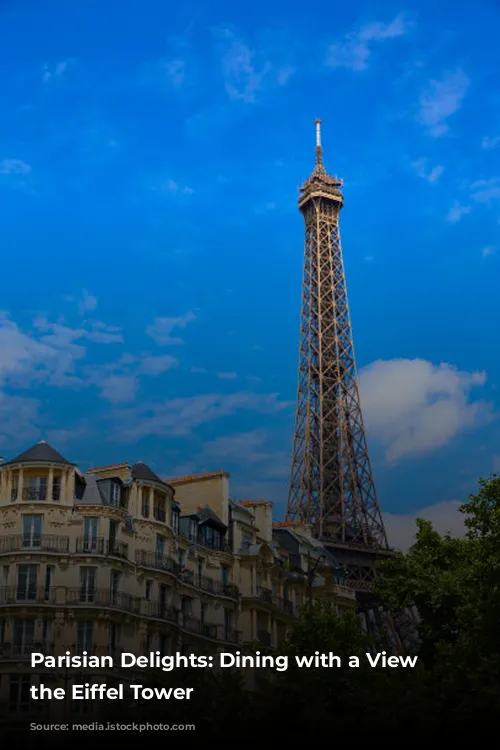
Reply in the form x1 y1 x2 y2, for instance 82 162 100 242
286 120 392 597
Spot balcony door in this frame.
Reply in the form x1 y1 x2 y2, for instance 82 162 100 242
13 619 35 656
80 567 96 603
83 517 99 552
27 476 47 501
16 565 37 601
22 515 43 548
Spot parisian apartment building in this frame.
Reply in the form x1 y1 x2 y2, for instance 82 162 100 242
0 440 356 717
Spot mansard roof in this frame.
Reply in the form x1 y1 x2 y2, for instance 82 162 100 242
5 440 73 466
131 461 171 488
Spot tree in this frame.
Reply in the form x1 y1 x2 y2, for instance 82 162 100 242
376 473 500 729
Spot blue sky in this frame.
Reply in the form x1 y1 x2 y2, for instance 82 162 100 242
0 0 499 544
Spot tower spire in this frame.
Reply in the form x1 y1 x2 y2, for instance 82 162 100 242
315 118 323 166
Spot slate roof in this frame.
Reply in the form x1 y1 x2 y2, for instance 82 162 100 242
76 475 104 505
6 441 73 466
180 504 227 529
131 462 169 486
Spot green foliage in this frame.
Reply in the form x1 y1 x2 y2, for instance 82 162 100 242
97 475 500 737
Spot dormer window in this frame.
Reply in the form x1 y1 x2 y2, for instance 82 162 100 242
111 483 121 507
189 519 197 542
171 506 180 535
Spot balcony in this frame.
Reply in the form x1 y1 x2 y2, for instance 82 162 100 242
76 537 106 554
257 629 272 647
65 588 138 613
135 549 179 576
255 587 294 615
181 614 200 633
0 586 56 605
0 641 54 658
198 576 239 599
0 535 69 554
200 623 218 639
142 600 179 624
223 628 240 644
107 540 128 559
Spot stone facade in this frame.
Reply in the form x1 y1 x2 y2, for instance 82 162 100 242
0 441 356 717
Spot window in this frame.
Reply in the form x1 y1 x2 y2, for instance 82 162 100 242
26 476 47 501
145 580 152 600
3 565 9 586
109 520 118 553
141 493 149 518
16 565 37 601
77 621 93 654
111 482 121 507
178 548 186 571
110 571 120 604
83 518 99 551
44 565 54 601
13 619 35 655
171 507 179 534
80 567 96 603
159 584 170 614
11 476 18 501
22 514 43 548
52 475 61 501
109 623 120 655
200 603 206 624
197 558 203 581
159 634 171 654
189 519 197 541
224 609 234 639
156 535 166 559
9 675 31 713
221 566 229 585
242 534 252 550
181 596 192 616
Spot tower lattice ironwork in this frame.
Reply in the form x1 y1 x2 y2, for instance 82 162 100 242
286 120 391 591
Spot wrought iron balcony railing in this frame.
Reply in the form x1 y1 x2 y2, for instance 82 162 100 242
106 540 128 559
0 586 56 605
141 600 179 624
76 537 106 554
198 576 239 599
135 549 180 575
0 641 54 658
0 535 69 554
65 588 139 613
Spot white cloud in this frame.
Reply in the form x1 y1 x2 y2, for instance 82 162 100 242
113 391 291 440
163 58 185 87
481 135 500 150
96 374 138 404
138 355 178 375
482 246 496 258
217 371 238 379
326 15 410 71
213 27 293 103
359 358 493 462
78 290 97 315
447 203 471 223
0 391 42 448
146 312 196 345
0 159 31 175
470 176 500 203
42 60 71 83
411 158 444 183
418 69 470 136
384 501 465 552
